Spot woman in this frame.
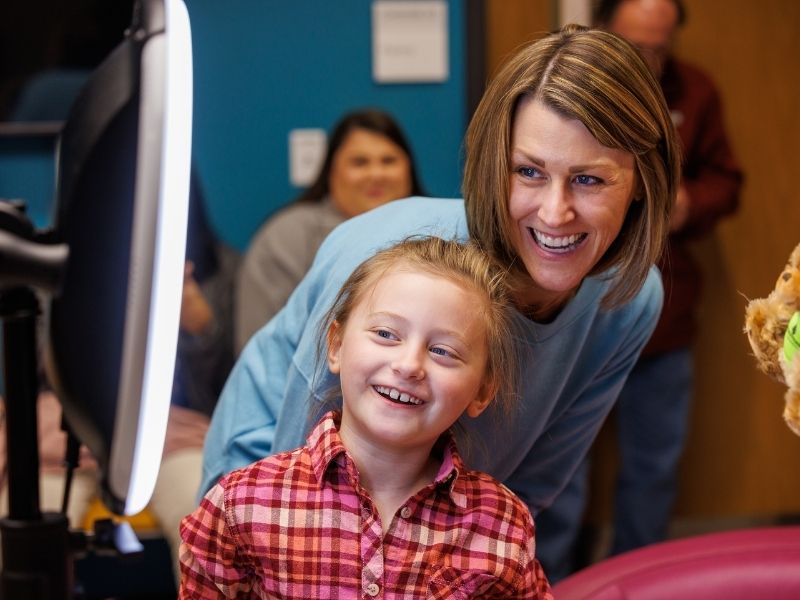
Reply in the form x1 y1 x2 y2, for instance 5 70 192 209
234 108 426 352
200 24 680 546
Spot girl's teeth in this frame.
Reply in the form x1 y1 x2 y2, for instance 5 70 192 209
376 385 422 405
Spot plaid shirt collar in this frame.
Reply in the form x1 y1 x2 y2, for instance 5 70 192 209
308 410 468 509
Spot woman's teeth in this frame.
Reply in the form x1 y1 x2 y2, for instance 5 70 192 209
532 229 587 252
375 385 422 405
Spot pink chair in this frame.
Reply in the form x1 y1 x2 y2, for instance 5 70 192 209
551 526 800 599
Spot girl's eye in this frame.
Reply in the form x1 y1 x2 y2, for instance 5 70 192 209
430 346 458 360
375 329 397 341
574 174 601 185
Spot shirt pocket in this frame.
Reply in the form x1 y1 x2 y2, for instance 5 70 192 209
426 566 499 599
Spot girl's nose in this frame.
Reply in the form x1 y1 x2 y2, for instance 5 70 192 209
391 347 425 380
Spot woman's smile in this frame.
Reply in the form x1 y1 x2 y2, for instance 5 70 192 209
530 228 589 253
508 97 636 310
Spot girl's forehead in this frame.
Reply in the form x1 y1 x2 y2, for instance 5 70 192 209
355 263 490 319
366 262 474 295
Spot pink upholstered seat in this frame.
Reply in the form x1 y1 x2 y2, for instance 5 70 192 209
551 526 800 599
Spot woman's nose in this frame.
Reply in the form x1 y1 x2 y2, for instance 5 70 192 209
537 184 575 227
366 161 389 180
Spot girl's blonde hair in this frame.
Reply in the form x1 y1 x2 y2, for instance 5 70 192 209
317 236 520 417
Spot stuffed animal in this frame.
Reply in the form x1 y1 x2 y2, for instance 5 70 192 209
743 241 800 435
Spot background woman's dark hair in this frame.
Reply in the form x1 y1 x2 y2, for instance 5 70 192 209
294 108 427 203
592 0 686 27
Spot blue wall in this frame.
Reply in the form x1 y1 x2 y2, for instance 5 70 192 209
0 1 469 251
187 0 468 250
0 136 58 229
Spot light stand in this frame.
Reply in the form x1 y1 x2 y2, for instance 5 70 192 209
0 201 71 598
0 1 192 595
0 202 142 599
0 290 72 598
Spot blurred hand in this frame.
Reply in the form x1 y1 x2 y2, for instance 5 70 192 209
670 184 690 232
180 262 214 335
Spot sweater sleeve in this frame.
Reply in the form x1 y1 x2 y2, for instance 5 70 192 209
673 66 743 239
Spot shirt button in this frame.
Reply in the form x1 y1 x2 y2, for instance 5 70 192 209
365 582 380 596
400 506 412 519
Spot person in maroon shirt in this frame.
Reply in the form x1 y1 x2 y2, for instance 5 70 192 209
536 0 744 581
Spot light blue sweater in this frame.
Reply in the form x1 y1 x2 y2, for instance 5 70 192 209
200 197 662 515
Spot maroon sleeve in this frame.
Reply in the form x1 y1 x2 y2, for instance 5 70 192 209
670 60 743 239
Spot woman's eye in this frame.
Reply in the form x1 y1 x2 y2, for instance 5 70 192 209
574 174 601 185
517 166 541 179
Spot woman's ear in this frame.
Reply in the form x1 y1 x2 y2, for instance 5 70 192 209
327 321 343 374
466 378 496 418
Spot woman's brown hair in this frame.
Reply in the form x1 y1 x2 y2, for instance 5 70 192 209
463 24 680 308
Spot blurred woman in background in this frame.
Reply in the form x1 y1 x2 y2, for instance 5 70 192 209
234 108 426 353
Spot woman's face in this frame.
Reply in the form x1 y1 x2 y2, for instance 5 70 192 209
329 128 413 218
507 98 637 311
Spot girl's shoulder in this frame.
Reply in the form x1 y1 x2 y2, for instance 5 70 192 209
221 446 314 497
458 468 534 527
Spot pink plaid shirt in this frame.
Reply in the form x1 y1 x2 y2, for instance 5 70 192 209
179 412 553 599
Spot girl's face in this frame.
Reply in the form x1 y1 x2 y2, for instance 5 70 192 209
327 266 492 454
507 97 637 312
328 128 413 218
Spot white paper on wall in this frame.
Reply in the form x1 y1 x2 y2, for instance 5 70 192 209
372 0 449 83
289 128 327 187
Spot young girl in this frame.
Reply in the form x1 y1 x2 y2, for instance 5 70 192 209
179 237 553 599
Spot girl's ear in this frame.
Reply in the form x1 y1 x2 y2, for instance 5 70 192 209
466 378 496 418
327 321 343 374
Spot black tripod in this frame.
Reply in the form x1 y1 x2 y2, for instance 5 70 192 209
0 201 142 599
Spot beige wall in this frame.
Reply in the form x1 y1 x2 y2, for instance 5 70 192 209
673 0 800 517
485 0 553 79
484 0 800 520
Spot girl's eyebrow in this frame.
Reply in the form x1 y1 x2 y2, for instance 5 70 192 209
366 310 406 322
366 311 472 348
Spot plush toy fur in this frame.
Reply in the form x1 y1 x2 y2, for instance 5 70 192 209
744 242 800 435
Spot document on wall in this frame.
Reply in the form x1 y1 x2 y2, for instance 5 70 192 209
371 0 449 83
289 129 327 187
